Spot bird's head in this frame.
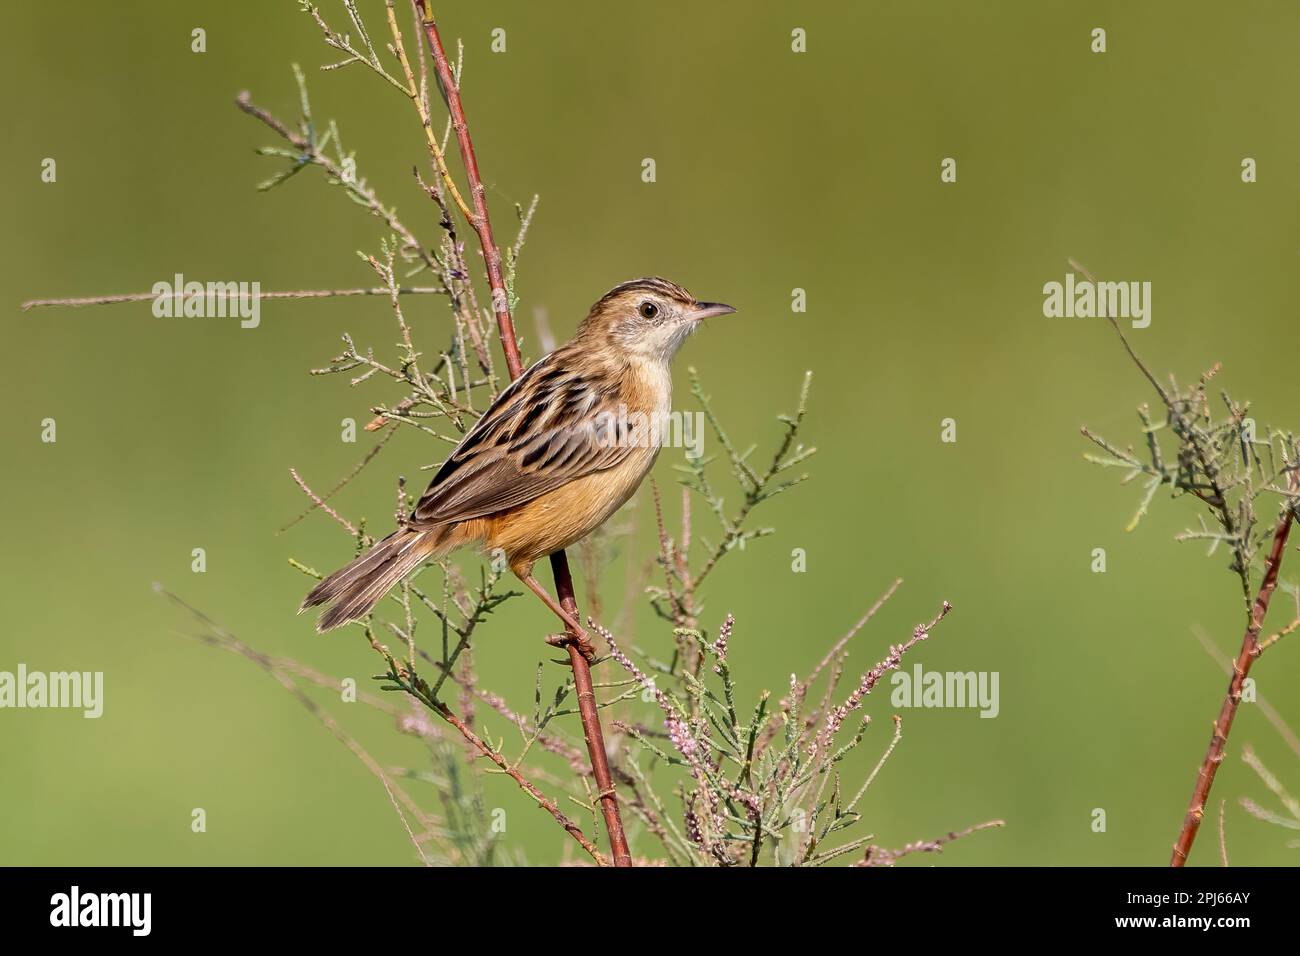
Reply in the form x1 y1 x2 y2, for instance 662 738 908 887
577 277 736 364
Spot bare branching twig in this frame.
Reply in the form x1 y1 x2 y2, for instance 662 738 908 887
1077 258 1300 866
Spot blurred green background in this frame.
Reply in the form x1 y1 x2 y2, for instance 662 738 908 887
4 0 1299 866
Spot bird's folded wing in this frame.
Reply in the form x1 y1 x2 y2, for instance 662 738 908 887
410 354 636 525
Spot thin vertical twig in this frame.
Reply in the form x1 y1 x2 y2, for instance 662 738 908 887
1217 800 1229 867
411 0 632 867
412 2 521 374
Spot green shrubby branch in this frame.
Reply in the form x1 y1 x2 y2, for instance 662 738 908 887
304 0 407 95
596 366 996 866
238 73 499 380
1079 294 1299 607
595 588 1000 866
681 368 816 589
1077 260 1300 866
238 74 442 277
647 370 816 683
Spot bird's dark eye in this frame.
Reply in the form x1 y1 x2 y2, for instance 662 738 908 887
638 300 659 320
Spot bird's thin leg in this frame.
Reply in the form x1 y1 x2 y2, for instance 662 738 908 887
514 569 597 662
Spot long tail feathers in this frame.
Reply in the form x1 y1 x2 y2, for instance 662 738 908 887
300 527 443 632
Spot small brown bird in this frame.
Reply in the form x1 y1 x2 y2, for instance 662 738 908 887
301 277 736 656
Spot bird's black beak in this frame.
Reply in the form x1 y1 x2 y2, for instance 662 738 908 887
689 301 737 320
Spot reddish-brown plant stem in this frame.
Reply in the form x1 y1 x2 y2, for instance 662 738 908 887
413 2 520 378
1170 498 1296 866
549 554 634 859
431 697 606 864
412 0 632 868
